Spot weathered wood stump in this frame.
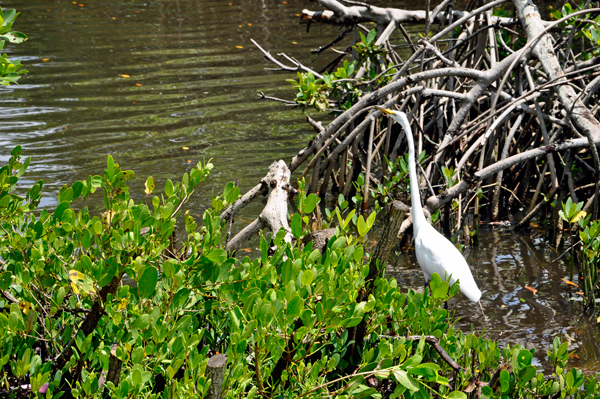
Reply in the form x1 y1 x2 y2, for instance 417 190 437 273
206 353 228 399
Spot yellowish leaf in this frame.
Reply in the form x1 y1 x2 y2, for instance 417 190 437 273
19 301 32 315
119 74 130 78
182 147 189 150
69 270 85 283
235 45 244 49
572 210 587 223
71 283 80 295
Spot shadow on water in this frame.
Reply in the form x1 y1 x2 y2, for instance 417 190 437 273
388 226 600 373
1 0 596 375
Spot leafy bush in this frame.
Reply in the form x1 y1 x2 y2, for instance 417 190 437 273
2 149 600 398
559 197 600 308
0 7 27 85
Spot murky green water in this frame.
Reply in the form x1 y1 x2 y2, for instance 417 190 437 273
2 0 597 374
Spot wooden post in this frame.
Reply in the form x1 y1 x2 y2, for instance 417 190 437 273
206 354 227 399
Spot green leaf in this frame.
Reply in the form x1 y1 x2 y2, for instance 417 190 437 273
291 213 302 238
448 392 468 399
357 215 367 236
226 186 239 204
98 258 118 288
393 369 419 392
53 201 70 222
107 155 114 178
303 194 318 214
366 211 376 229
366 28 377 45
171 288 190 310
430 273 442 291
132 314 151 330
121 170 134 180
353 245 364 262
341 317 362 327
301 270 313 286
260 235 268 265
161 202 174 219
165 179 174 197
131 347 144 364
138 267 158 299
93 220 103 235
331 236 347 251
500 369 510 393
206 249 227 264
282 260 293 285
432 281 449 299
72 181 83 200
287 294 304 319
519 365 536 384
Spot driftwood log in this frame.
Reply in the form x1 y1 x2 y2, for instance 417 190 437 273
225 160 295 251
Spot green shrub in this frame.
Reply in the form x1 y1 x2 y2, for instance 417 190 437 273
1 149 600 398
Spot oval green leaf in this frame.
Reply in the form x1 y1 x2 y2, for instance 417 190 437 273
138 267 158 299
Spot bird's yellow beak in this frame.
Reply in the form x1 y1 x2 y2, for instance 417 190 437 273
374 106 393 115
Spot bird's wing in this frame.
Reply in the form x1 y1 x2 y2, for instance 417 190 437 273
414 223 481 302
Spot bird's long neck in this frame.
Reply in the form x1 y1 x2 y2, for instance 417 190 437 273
397 112 426 236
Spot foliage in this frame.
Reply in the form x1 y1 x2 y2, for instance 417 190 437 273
549 2 600 58
286 60 359 111
286 28 392 112
370 151 426 212
2 150 600 398
559 197 600 308
0 7 27 85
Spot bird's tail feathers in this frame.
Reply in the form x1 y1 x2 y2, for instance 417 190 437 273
459 278 482 303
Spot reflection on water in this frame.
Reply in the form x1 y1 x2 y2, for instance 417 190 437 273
0 0 347 214
388 227 600 372
2 0 597 375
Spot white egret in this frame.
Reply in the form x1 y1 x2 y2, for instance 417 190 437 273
375 106 482 304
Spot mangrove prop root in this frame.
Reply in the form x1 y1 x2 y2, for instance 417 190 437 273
248 0 600 239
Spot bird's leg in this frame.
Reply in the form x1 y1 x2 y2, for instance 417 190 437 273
478 301 487 320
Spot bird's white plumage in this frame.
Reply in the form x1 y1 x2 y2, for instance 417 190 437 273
414 222 481 302
376 107 482 303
